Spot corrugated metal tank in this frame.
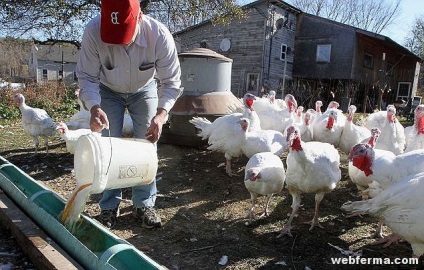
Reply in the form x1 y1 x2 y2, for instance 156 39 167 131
160 48 243 146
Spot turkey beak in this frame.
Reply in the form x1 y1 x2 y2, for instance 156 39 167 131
245 170 259 181
286 130 295 142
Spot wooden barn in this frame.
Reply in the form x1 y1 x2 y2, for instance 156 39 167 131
174 0 301 98
292 13 422 112
174 0 421 112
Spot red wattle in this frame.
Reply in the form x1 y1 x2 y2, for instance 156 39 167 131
290 137 303 151
418 117 424 134
246 99 254 110
326 117 334 129
367 137 376 148
288 101 293 112
352 156 373 176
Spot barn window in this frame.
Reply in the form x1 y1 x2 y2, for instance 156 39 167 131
364 53 373 69
397 82 411 101
42 69 48 79
316 44 331 63
280 44 288 60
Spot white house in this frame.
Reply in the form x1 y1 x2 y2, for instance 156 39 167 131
28 43 79 85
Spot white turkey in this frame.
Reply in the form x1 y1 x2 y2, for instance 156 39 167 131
66 89 134 136
244 152 286 225
339 105 371 154
252 94 298 132
360 127 381 147
315 100 323 116
189 93 261 176
325 100 340 111
341 172 424 260
56 122 92 154
365 104 405 155
312 108 345 147
297 109 314 142
267 90 287 109
306 101 323 127
65 88 91 130
278 125 341 237
404 104 424 152
14 93 57 154
348 128 387 200
237 118 288 158
348 143 424 200
348 143 424 239
293 106 304 125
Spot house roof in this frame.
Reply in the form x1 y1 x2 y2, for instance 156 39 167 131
33 44 79 63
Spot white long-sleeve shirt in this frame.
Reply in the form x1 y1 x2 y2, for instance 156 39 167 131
76 14 182 112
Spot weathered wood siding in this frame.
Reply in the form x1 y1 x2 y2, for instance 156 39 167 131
174 1 298 97
292 13 421 111
293 13 355 79
175 5 267 97
263 6 297 97
354 33 419 88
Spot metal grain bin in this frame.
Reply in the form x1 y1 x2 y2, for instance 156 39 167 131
160 48 243 146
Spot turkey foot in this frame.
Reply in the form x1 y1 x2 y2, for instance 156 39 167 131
304 217 324 231
372 233 403 248
223 160 239 177
277 225 293 238
345 212 364 218
258 211 269 219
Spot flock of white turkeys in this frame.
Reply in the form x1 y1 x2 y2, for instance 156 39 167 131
190 92 424 261
12 90 424 260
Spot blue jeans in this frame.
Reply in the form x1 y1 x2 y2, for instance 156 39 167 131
98 81 158 211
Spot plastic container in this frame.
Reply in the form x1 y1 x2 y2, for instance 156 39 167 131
74 133 158 193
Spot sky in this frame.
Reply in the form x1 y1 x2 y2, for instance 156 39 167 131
239 0 424 46
380 0 424 45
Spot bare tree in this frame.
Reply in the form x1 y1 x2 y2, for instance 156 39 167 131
0 0 246 44
405 16 424 93
289 0 401 33
145 0 247 33
0 0 99 43
405 16 424 58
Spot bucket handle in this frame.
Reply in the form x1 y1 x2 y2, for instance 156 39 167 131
104 128 113 175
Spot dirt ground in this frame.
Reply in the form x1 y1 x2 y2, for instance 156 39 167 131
0 123 422 270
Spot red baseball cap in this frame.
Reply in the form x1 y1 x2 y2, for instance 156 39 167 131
101 0 140 45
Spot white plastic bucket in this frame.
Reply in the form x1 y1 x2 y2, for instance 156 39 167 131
73 133 158 194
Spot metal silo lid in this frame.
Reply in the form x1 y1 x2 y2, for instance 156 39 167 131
178 48 233 62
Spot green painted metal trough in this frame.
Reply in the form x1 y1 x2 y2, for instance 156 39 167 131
0 155 165 270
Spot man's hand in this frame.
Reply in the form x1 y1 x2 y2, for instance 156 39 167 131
146 108 167 143
90 105 109 132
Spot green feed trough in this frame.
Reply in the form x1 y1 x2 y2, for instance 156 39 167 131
0 155 165 270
